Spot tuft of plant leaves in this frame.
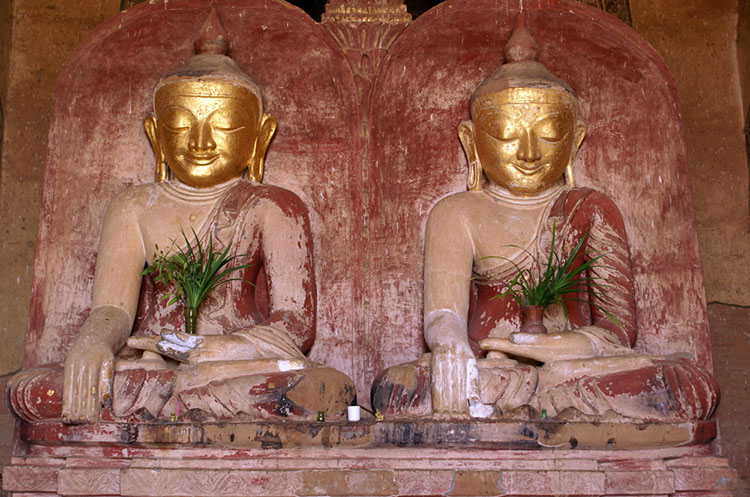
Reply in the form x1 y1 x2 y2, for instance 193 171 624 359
486 223 621 329
141 228 252 315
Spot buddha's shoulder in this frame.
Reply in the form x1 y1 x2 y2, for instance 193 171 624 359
106 183 159 209
229 182 308 216
429 191 497 219
225 182 311 222
237 182 303 202
557 187 620 213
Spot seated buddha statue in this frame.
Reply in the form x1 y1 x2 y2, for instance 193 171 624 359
371 17 719 422
7 13 354 424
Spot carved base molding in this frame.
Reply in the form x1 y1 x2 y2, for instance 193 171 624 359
3 420 736 496
4 445 736 496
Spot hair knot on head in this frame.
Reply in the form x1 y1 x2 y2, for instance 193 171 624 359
471 13 576 103
503 14 539 63
195 8 229 55
152 8 262 105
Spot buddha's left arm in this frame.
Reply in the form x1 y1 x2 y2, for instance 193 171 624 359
480 192 637 363
577 191 637 348
250 190 317 354
129 190 316 364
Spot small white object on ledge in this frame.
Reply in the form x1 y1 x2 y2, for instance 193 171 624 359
347 405 361 422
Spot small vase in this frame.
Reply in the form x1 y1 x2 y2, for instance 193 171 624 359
520 305 547 334
185 307 198 335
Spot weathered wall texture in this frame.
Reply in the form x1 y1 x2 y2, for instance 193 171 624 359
0 0 12 477
0 0 119 470
0 0 12 122
0 0 120 377
729 15 750 492
631 0 749 307
630 1 750 495
710 304 750 497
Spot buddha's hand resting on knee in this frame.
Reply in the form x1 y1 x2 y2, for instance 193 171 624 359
62 336 114 424
431 340 474 418
479 330 597 363
61 306 129 424
424 310 477 418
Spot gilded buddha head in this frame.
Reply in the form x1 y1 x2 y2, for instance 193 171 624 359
459 15 586 195
144 10 276 187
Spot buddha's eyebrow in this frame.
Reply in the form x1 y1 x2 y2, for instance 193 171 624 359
157 104 196 119
531 112 563 126
533 111 564 123
475 111 514 132
477 107 513 120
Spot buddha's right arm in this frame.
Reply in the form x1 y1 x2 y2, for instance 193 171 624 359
423 198 477 417
423 197 474 349
62 190 145 423
73 306 132 351
89 189 147 328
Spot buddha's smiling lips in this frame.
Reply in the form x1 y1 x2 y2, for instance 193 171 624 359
183 154 219 166
511 162 547 176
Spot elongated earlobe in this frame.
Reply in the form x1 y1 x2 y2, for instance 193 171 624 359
144 116 168 182
458 120 482 192
566 122 586 187
247 114 277 183
565 164 575 187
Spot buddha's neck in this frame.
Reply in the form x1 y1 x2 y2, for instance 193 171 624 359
160 176 244 203
483 181 566 208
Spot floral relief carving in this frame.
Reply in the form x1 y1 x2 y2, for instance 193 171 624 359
122 469 303 496
59 469 120 495
3 466 59 492
322 1 411 109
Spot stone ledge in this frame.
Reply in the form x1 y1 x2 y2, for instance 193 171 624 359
18 418 716 450
2 456 737 497
2 440 737 496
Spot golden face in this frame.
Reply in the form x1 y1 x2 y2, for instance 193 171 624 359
147 81 268 187
464 88 585 194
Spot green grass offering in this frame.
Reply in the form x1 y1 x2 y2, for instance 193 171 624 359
488 224 621 329
142 229 251 333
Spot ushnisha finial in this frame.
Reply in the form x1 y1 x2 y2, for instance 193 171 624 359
153 8 260 103
503 14 539 63
471 13 575 103
195 8 229 55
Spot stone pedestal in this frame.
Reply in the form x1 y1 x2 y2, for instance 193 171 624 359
3 419 737 496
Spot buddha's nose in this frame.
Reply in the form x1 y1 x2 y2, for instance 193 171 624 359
516 129 542 163
188 123 217 153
